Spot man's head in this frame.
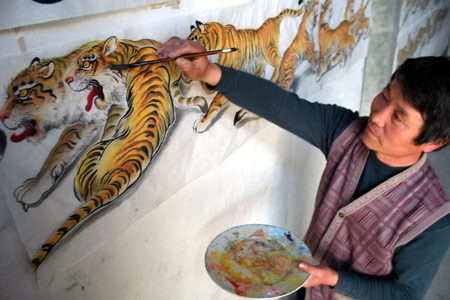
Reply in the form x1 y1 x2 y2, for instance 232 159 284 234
362 56 450 167
391 56 450 147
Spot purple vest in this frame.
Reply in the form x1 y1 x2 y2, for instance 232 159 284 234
303 117 450 300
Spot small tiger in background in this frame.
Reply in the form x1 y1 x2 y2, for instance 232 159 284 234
188 2 305 132
276 0 319 90
317 0 357 77
316 0 371 78
348 0 371 41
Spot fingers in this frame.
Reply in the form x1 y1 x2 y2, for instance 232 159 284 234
157 38 182 58
157 38 221 85
298 263 339 287
173 57 196 76
158 38 206 59
174 56 209 81
299 262 311 272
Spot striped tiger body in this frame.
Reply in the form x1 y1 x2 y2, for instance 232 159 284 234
348 0 371 41
317 0 357 77
188 5 305 132
0 41 110 212
31 36 207 270
276 1 318 90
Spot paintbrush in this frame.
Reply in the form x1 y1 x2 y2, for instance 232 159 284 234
111 48 238 70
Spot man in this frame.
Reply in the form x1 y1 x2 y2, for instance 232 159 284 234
158 39 450 299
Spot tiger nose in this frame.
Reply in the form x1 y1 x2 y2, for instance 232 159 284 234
0 112 9 121
65 76 74 84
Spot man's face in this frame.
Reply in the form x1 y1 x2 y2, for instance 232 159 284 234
362 78 435 167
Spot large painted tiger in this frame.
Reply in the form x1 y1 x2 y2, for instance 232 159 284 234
276 0 319 90
187 3 305 132
0 41 109 212
1 36 207 270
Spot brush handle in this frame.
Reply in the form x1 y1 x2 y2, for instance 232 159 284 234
112 48 238 69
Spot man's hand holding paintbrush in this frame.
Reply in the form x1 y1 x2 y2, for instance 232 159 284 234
157 39 225 86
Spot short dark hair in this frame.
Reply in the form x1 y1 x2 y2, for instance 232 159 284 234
391 56 450 149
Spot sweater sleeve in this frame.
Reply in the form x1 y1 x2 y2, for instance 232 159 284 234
334 214 450 300
214 65 357 156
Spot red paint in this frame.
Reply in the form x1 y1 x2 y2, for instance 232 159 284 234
65 76 73 84
225 277 253 296
86 84 104 112
226 277 243 296
11 126 34 142
0 112 9 121
210 263 223 272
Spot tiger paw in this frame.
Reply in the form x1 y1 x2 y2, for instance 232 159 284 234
193 117 210 133
234 109 258 126
14 176 55 211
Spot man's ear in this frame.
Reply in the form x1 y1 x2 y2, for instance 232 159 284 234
423 138 448 153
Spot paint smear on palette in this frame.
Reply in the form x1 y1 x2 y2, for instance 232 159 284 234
205 225 311 298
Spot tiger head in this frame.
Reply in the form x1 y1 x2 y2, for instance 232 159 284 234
187 21 220 50
65 36 125 111
0 58 65 143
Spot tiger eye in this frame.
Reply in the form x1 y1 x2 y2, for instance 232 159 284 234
19 89 28 97
83 61 90 68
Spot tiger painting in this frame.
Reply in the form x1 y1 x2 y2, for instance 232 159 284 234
0 0 374 272
317 0 357 77
1 36 207 270
397 6 447 66
348 0 371 42
187 4 305 132
276 0 319 90
316 0 371 78
0 41 109 212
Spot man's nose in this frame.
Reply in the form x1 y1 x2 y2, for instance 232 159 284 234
370 104 388 128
